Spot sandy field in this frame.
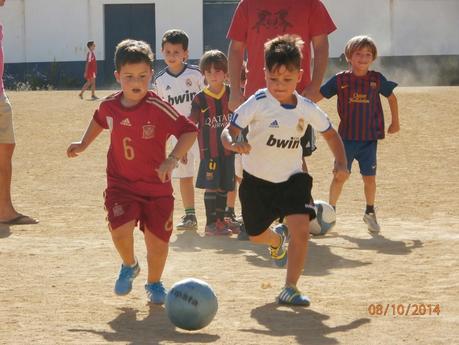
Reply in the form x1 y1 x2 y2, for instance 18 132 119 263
0 87 458 345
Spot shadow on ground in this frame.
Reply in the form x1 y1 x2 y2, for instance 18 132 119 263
69 305 219 345
171 230 371 277
241 302 370 345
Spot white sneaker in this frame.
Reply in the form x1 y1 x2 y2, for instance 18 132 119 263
363 213 381 233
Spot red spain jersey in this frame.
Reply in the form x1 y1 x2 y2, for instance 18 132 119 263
85 51 97 80
93 91 198 196
189 85 233 160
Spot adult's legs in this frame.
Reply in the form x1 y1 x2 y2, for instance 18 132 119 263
0 143 17 221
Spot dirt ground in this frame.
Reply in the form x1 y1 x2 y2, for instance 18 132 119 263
0 87 458 345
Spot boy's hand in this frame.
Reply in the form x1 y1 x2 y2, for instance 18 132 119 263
67 142 86 158
231 142 251 154
155 158 177 183
388 122 400 134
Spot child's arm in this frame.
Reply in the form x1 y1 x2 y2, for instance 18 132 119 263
321 127 349 180
67 119 103 158
156 131 197 183
83 53 89 78
221 124 251 154
387 93 400 134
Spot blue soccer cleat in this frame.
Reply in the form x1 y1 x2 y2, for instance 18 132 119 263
269 224 288 268
145 281 167 305
277 286 311 306
114 261 140 296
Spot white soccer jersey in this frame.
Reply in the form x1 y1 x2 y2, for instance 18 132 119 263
152 64 204 116
231 88 332 183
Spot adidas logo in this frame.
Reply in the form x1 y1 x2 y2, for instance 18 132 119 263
269 120 279 128
120 118 132 127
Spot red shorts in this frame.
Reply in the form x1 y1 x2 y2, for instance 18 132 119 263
85 71 96 81
104 187 174 242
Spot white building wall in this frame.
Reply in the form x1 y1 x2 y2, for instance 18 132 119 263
0 0 203 63
323 0 459 57
0 0 458 63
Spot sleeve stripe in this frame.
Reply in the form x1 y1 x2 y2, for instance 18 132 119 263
147 98 180 121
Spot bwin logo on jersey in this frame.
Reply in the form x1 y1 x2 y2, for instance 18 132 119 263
167 90 197 105
266 134 300 149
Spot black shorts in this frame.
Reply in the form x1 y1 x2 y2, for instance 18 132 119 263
239 171 316 236
301 125 317 157
195 155 235 191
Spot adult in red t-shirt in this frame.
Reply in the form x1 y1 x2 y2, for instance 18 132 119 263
227 0 336 108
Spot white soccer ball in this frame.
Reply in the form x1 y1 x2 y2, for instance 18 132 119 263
309 200 336 236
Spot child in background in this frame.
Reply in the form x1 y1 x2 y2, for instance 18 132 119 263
153 29 204 231
67 39 197 304
189 50 239 236
319 35 400 233
79 41 98 100
222 35 347 305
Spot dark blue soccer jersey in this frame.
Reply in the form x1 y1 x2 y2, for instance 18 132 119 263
321 70 397 141
190 85 234 160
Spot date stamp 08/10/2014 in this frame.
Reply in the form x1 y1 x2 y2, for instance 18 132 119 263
368 304 441 317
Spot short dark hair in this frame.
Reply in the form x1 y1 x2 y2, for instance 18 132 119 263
264 34 304 73
161 29 189 50
114 39 154 71
199 50 228 74
87 41 95 49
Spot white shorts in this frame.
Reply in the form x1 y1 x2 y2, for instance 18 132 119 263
235 153 243 179
169 137 199 178
0 94 15 144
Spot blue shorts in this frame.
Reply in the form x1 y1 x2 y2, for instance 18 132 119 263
343 140 377 176
195 155 235 191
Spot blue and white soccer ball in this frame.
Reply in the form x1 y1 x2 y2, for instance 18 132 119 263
165 278 218 331
309 200 336 236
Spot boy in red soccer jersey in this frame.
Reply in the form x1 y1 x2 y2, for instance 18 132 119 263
189 50 239 236
319 35 400 233
67 39 197 304
79 41 98 100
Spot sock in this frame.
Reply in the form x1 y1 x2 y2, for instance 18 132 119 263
185 208 196 216
204 191 217 225
365 205 375 214
216 191 228 222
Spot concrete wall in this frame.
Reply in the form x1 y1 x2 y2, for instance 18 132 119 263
323 0 459 57
0 0 203 63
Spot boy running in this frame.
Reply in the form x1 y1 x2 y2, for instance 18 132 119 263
67 39 197 304
319 35 400 233
222 35 347 306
